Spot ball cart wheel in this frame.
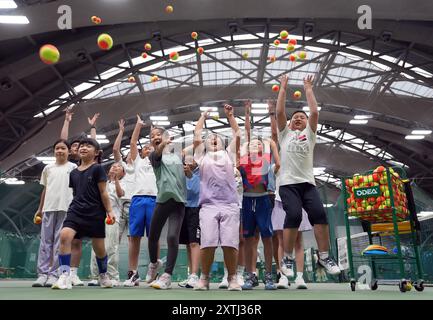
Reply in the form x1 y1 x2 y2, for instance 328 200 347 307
350 280 356 291
414 280 424 292
399 280 408 293
370 279 378 291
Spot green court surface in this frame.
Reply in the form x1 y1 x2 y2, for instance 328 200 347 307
0 281 432 300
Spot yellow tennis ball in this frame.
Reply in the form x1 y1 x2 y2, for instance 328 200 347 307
39 44 60 65
97 33 113 51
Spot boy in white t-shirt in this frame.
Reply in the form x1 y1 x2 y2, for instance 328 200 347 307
124 115 162 287
276 74 341 278
32 139 77 287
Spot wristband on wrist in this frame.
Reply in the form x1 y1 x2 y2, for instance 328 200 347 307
90 126 96 130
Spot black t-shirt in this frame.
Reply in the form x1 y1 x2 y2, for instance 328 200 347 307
68 163 107 219
68 157 80 165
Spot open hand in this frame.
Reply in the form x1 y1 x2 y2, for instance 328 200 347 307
88 113 100 126
118 119 125 131
304 75 314 90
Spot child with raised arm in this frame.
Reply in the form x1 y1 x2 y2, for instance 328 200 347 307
276 74 341 279
193 105 242 291
147 127 187 290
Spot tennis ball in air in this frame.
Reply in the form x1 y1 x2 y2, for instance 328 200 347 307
39 44 60 64
280 30 289 40
97 33 113 50
293 91 302 99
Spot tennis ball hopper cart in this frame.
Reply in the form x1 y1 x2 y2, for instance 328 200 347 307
341 166 424 293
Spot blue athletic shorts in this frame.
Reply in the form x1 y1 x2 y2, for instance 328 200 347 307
242 195 273 238
129 195 156 237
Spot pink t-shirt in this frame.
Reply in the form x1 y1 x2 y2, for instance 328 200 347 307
194 150 238 206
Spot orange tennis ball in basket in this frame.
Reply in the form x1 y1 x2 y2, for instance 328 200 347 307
197 47 204 55
191 32 198 40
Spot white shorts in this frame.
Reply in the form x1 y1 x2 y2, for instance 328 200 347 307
271 200 313 232
199 203 240 250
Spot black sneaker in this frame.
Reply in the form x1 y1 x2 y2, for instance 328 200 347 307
241 272 254 290
123 270 141 287
252 273 259 287
264 272 277 290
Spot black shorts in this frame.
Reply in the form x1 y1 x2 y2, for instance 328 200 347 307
63 212 106 239
279 183 328 229
179 207 200 245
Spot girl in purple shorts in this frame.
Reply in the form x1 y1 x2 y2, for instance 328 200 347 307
192 105 242 291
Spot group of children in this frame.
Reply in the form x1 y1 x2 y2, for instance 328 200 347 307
32 73 341 291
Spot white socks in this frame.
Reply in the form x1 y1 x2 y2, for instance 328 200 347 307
236 265 245 274
296 272 303 279
284 253 294 260
319 251 329 260
70 267 78 275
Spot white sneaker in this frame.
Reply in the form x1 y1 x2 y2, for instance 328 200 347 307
237 272 245 287
228 275 242 291
99 273 113 288
111 279 120 287
151 273 172 290
280 256 295 278
51 274 72 290
70 269 84 286
123 270 141 287
318 257 341 276
186 274 199 288
218 277 228 289
193 275 210 291
146 259 163 283
178 277 189 288
44 275 58 287
277 273 289 289
32 275 48 287
295 276 308 289
87 279 100 286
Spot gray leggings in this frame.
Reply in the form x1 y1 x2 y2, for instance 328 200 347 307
148 198 185 275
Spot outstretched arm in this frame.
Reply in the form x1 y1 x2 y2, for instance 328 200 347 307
224 104 241 156
244 100 251 143
193 110 209 151
269 139 280 174
88 113 100 140
276 75 289 132
268 99 278 144
304 75 319 133
113 119 125 163
130 115 144 162
60 108 73 140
